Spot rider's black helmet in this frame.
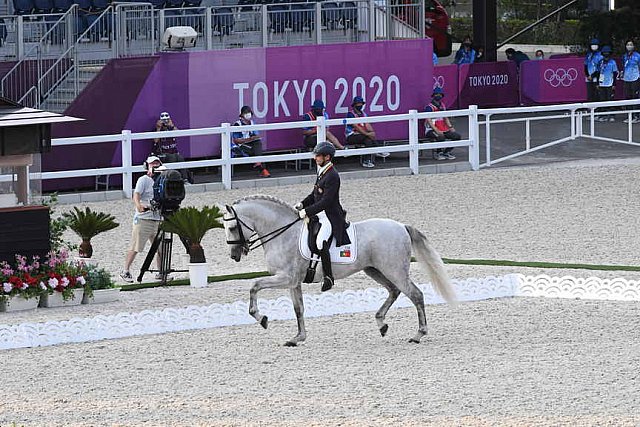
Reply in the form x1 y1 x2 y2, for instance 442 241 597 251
313 141 336 157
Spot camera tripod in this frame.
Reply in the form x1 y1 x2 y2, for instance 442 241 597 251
137 226 189 285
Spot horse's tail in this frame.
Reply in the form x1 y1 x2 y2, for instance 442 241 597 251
405 225 457 305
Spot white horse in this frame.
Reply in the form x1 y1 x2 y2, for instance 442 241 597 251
223 195 456 346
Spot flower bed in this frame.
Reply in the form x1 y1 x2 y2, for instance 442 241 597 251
1 251 88 312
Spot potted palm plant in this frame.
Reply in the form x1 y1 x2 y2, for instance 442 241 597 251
62 207 119 259
160 205 223 287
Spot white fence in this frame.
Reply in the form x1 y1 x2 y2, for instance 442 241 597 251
3 98 640 201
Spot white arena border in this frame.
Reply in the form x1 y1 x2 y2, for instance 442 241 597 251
1 274 639 350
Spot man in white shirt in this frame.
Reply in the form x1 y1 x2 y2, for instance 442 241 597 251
120 156 164 282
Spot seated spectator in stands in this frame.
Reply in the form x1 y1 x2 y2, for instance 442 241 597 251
535 49 545 60
595 45 619 122
432 52 438 66
453 35 476 65
424 87 461 161
345 96 389 169
621 39 640 123
302 99 345 150
231 106 270 178
475 46 486 63
505 48 530 68
152 112 194 184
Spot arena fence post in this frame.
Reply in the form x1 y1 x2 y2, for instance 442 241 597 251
205 8 213 50
408 109 419 174
368 0 376 42
121 130 133 198
221 123 232 189
317 116 327 143
484 112 492 166
261 5 268 47
315 2 322 44
468 105 480 171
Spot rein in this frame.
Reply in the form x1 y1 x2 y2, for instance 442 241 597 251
224 205 301 252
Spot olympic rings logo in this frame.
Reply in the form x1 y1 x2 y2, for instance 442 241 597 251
433 75 445 90
543 67 578 88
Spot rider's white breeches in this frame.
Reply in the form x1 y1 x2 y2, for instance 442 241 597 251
316 211 332 250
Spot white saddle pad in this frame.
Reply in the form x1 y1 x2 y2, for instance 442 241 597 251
298 222 357 264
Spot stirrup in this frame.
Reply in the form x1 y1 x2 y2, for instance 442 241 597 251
321 276 334 292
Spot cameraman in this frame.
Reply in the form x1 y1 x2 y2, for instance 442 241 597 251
120 156 164 283
153 112 194 184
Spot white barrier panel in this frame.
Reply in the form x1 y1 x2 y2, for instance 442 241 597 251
2 274 639 350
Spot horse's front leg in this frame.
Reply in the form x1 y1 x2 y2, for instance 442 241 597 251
284 285 306 347
249 273 295 329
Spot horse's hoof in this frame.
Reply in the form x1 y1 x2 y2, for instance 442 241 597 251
408 338 421 344
379 324 389 337
260 316 268 329
284 341 297 347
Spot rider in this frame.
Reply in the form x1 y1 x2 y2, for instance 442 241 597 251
295 141 350 292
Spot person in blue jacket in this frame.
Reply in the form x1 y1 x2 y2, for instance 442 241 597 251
621 39 640 123
596 45 619 122
584 38 603 103
453 35 476 65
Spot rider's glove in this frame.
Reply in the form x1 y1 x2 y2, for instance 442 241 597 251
294 202 304 210
298 209 307 219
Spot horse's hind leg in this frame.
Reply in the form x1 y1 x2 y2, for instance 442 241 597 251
285 285 307 347
403 279 428 343
364 267 401 337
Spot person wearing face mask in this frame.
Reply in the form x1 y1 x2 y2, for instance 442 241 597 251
152 112 194 184
621 39 640 124
584 38 603 103
424 87 461 161
344 96 390 168
120 156 165 283
475 46 486 63
302 99 344 151
453 35 476 65
535 49 544 60
231 106 270 178
595 45 619 122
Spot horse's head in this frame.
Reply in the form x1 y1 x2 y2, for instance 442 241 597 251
223 204 251 262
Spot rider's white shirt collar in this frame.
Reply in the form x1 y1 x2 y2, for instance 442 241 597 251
317 161 333 177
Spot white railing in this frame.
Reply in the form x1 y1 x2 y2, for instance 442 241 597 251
481 98 640 167
0 107 479 199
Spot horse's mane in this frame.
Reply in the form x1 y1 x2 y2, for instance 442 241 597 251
232 194 296 214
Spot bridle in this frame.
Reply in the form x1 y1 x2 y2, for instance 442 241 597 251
224 205 301 253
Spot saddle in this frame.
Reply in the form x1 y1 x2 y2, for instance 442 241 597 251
299 219 357 268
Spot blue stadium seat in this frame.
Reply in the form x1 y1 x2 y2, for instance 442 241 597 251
341 1 357 29
33 0 54 13
52 0 73 12
13 0 35 15
213 6 234 36
290 2 313 32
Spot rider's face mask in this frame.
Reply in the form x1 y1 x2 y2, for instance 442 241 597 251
312 108 324 116
591 44 599 51
242 112 252 120
353 103 364 111
627 43 635 52
433 94 444 102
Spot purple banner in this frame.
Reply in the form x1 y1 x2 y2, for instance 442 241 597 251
127 40 434 157
432 64 458 110
457 61 519 108
520 57 625 105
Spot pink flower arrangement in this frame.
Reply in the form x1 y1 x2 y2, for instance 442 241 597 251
1 251 88 302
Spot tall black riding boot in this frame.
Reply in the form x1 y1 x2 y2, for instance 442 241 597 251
319 242 334 292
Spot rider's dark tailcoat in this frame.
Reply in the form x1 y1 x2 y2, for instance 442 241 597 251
301 164 350 246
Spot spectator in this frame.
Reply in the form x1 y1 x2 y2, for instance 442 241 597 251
584 38 603 103
595 46 619 122
344 96 389 168
120 156 165 283
152 112 194 184
505 48 530 68
231 106 271 178
424 87 461 161
535 49 545 60
621 39 640 123
302 100 345 151
453 35 476 65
